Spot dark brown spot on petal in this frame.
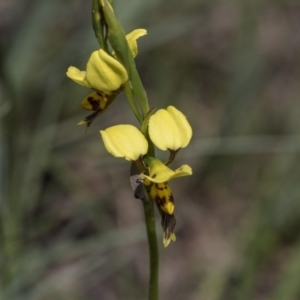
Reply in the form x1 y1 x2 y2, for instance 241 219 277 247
155 183 164 191
168 193 174 204
155 195 167 207
87 97 101 111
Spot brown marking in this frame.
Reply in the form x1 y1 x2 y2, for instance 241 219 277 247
155 195 167 207
155 183 168 191
87 97 101 111
155 183 164 191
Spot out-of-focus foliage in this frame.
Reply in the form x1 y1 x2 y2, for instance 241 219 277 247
1 0 300 299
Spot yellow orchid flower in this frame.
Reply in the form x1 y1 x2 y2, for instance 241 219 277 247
66 29 147 94
99 105 192 248
100 125 148 161
149 106 192 151
67 49 128 94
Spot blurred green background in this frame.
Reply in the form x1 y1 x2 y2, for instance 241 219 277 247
1 0 300 299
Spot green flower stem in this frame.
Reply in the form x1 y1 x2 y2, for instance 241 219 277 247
127 60 149 118
143 200 159 300
143 133 159 299
93 2 159 299
124 82 143 124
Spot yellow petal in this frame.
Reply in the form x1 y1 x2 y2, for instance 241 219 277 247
86 49 128 93
149 109 180 151
100 125 148 161
66 66 89 87
167 106 192 148
126 29 147 57
149 106 192 151
142 157 192 183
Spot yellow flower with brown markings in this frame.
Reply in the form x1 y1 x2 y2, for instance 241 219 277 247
99 105 192 247
66 29 147 94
